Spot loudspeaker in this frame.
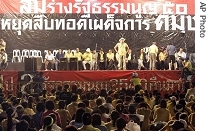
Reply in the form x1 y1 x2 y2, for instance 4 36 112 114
69 58 78 70
60 62 68 70
36 58 43 70
25 58 37 71
6 62 25 71
59 58 68 70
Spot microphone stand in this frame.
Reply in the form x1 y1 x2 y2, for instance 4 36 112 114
95 43 98 70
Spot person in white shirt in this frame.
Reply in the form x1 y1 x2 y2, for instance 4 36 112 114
148 41 158 70
114 37 129 70
44 50 55 70
91 50 98 70
176 48 187 70
82 48 93 70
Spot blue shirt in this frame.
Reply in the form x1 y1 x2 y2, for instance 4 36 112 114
56 53 64 60
166 45 176 55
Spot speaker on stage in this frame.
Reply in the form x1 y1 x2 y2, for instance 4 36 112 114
59 58 68 70
25 58 37 71
69 57 78 70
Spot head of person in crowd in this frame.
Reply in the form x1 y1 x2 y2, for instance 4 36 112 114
74 108 85 123
21 115 32 127
16 120 29 131
92 113 102 127
116 117 127 131
65 125 78 131
110 110 120 127
116 103 124 114
82 112 92 125
71 84 78 94
71 94 78 102
43 116 54 131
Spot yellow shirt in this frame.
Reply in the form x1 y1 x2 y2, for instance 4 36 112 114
130 77 141 86
114 42 128 56
144 96 155 109
106 53 114 60
74 52 83 61
66 102 78 117
184 61 192 71
188 112 195 127
92 53 97 60
1 118 19 131
99 52 105 61
139 53 144 60
23 108 35 115
112 99 119 108
105 121 116 131
159 52 167 61
56 109 72 129
153 107 171 122
149 44 158 54
82 52 92 61
0 41 6 50
64 52 74 62
136 107 151 131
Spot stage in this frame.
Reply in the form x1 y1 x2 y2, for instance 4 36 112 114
1 67 183 96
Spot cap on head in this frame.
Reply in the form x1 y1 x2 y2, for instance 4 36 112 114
86 48 91 52
119 37 125 41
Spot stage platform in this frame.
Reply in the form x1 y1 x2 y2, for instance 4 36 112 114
1 68 183 96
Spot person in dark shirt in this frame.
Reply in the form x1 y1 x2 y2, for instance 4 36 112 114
55 49 65 70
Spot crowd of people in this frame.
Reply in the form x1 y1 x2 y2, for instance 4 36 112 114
0 70 195 131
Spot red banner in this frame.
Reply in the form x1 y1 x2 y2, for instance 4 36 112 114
0 71 19 95
0 0 195 14
42 70 183 95
0 70 183 96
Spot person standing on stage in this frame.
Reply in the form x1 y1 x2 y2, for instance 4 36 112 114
0 39 6 51
176 48 187 70
74 48 83 70
126 49 134 70
138 49 147 70
166 43 176 70
148 41 158 70
114 37 129 70
55 49 64 70
91 49 98 70
0 49 8 71
159 48 168 70
82 48 92 70
44 50 55 71
98 48 106 70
